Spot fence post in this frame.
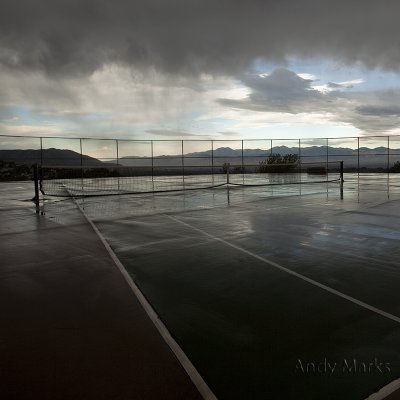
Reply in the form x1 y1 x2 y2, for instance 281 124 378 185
181 140 185 188
387 135 390 172
241 139 244 182
40 137 43 166
326 138 329 182
211 140 214 183
116 139 120 193
151 140 154 192
340 160 344 199
298 138 302 179
387 135 390 197
80 138 84 195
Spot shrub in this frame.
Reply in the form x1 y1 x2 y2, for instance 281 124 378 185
389 161 400 173
258 153 299 173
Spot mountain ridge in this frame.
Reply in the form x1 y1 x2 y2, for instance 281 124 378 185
0 148 105 166
1 146 399 170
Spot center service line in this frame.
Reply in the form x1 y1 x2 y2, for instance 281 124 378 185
166 214 400 325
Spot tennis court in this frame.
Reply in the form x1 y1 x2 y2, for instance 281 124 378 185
38 174 400 399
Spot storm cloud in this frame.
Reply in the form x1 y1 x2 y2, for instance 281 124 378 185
219 68 400 133
220 69 325 113
1 0 400 78
2 1 400 138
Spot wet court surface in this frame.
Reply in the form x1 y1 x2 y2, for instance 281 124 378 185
2 177 400 399
0 183 204 400
73 177 400 399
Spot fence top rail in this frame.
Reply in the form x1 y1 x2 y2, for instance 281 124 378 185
1 134 400 142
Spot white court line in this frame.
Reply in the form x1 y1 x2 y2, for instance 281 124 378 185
167 214 400 325
364 378 400 400
74 200 218 400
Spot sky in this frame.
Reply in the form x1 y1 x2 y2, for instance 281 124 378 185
1 0 400 149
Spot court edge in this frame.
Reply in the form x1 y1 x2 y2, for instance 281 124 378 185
73 199 218 400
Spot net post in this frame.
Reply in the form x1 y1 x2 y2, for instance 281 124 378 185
226 163 230 185
340 161 344 183
32 163 40 213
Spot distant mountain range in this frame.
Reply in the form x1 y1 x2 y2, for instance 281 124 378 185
167 145 397 158
0 148 105 167
1 146 400 170
111 145 400 170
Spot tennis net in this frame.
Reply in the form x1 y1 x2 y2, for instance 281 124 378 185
37 160 344 198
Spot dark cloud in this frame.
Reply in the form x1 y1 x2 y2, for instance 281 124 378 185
327 81 362 90
145 129 208 138
356 105 400 117
1 0 400 78
218 131 240 136
219 68 400 133
327 82 343 89
242 69 315 100
146 129 186 137
219 69 324 113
